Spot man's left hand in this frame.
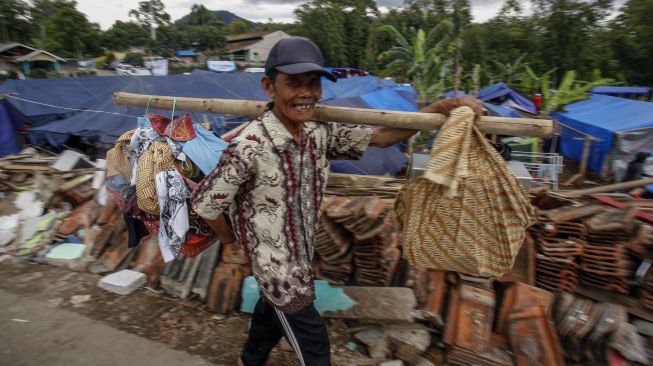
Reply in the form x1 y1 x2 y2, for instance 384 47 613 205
419 96 484 122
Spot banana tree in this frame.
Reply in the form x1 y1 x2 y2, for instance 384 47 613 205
521 66 557 96
491 54 528 89
540 70 613 116
376 20 454 105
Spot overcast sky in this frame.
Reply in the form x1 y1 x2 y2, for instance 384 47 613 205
74 0 528 30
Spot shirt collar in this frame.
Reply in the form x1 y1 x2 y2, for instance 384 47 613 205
261 111 319 148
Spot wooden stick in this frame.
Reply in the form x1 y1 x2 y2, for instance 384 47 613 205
113 92 553 137
559 177 653 198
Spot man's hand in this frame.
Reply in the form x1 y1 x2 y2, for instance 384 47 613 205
420 96 484 121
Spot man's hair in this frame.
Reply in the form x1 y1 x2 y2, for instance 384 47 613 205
265 68 278 84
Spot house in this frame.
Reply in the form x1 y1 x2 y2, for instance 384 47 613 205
0 42 66 76
225 30 290 64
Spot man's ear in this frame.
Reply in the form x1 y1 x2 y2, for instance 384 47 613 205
261 76 275 100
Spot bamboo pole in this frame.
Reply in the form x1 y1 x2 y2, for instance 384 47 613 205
558 177 653 198
113 92 553 137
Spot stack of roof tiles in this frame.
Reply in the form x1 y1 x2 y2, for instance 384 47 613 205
314 196 401 286
579 209 638 294
530 206 602 292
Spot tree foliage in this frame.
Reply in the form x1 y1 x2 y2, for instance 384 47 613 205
0 0 33 43
128 0 171 28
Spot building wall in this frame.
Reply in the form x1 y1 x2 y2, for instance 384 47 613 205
246 31 290 62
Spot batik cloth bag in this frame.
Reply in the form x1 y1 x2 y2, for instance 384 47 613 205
395 107 536 276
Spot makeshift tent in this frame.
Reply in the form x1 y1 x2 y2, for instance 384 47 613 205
477 83 537 115
442 89 522 118
0 73 412 175
0 99 29 157
551 94 653 178
589 86 652 100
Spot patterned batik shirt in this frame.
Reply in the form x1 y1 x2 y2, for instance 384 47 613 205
191 111 372 313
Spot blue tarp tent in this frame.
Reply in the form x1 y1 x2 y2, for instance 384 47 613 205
442 89 521 118
589 86 652 100
0 73 414 175
551 94 653 175
0 99 29 157
477 82 537 115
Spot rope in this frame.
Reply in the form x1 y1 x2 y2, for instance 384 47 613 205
145 96 153 115
2 94 138 118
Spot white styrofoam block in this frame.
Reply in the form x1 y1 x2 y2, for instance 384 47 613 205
98 269 146 295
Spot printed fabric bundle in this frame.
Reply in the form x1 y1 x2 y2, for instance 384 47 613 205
395 107 536 276
105 114 228 262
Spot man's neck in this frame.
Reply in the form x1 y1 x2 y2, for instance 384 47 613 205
272 109 303 143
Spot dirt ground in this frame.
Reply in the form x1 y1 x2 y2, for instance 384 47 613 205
0 256 369 366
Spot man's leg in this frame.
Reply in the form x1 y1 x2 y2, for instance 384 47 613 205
273 303 331 366
241 298 284 366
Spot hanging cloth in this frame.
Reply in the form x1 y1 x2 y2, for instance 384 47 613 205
395 107 536 276
155 167 191 262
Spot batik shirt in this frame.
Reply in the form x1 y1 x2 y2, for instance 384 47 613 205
191 111 372 313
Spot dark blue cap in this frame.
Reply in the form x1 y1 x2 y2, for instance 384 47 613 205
265 37 337 82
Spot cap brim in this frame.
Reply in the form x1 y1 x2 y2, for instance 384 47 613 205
275 63 337 82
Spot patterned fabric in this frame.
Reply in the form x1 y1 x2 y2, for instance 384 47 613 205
135 140 175 215
191 111 372 313
155 168 191 262
106 130 134 180
395 107 536 276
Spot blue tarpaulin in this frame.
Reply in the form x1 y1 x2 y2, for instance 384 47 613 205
442 89 521 118
589 86 651 98
477 82 537 114
551 94 653 173
0 73 415 175
0 99 29 157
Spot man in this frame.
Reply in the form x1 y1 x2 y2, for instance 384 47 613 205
191 36 482 366
623 152 651 182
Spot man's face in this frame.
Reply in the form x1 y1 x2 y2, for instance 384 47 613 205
262 71 322 125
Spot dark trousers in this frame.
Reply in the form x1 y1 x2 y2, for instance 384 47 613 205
241 299 331 366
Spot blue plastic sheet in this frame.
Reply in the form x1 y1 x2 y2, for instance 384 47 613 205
551 94 653 173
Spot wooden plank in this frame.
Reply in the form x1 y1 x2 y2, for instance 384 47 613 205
113 92 553 137
590 194 653 223
576 285 653 322
323 287 416 323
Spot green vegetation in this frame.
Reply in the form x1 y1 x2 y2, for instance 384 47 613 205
0 0 650 103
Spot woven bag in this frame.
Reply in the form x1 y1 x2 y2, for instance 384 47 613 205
395 107 535 276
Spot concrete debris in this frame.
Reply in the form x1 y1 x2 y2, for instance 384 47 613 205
378 361 404 366
353 327 389 359
70 294 91 307
99 269 147 296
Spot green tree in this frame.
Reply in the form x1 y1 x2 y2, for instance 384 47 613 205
36 3 102 59
609 0 653 85
229 19 251 35
541 70 613 115
295 0 378 68
0 0 32 43
102 21 150 51
377 21 454 104
176 5 226 51
30 0 72 41
129 0 171 40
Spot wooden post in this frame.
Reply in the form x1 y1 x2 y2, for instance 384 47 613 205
579 136 592 179
112 92 553 138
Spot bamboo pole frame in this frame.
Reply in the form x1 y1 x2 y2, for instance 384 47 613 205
112 92 553 137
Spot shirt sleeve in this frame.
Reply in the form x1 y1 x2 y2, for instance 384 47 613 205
190 140 254 220
326 123 373 160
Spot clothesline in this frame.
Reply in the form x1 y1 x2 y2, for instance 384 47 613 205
1 94 246 125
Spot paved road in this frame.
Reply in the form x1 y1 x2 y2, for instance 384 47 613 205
0 289 217 366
